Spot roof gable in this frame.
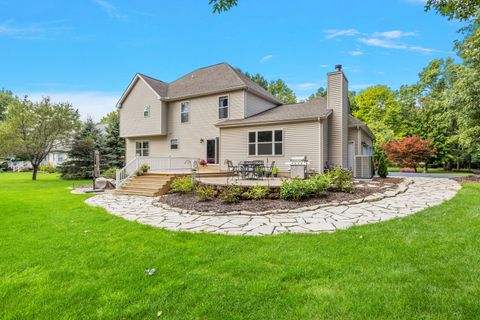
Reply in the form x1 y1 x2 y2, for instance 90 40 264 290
117 74 166 107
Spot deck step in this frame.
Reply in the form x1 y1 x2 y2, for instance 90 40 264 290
116 174 174 196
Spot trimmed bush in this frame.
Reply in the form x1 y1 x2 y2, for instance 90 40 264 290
101 167 117 179
39 165 56 174
377 155 389 178
220 185 242 204
170 176 193 193
244 185 269 200
326 167 354 193
196 185 214 201
310 174 330 196
280 178 316 201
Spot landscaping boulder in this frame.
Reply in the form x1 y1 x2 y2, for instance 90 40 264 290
95 177 116 190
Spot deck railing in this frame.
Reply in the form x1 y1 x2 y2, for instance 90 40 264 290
116 156 199 189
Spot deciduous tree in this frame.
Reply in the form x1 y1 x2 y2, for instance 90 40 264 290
383 136 435 172
0 97 80 180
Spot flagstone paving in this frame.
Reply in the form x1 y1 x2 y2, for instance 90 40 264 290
85 178 461 236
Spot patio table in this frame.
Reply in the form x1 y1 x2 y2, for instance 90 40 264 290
239 161 265 180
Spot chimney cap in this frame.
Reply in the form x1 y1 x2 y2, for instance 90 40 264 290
335 64 342 72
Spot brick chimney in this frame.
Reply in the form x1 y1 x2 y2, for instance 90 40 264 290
327 64 349 168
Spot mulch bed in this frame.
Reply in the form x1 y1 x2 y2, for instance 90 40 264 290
158 177 403 213
452 175 480 183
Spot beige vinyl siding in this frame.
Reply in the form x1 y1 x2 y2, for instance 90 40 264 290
125 90 245 163
327 71 349 168
120 78 166 137
348 127 374 155
321 119 329 168
245 91 278 117
219 121 322 173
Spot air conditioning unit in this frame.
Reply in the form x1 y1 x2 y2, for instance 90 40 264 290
354 155 373 179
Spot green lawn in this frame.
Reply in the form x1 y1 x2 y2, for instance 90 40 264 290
1 173 480 319
388 167 473 175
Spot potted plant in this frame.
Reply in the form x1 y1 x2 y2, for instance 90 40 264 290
199 159 208 167
140 164 150 173
272 166 278 177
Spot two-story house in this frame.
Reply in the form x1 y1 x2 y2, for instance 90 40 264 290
117 62 374 176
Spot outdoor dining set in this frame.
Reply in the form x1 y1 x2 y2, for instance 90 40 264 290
224 160 276 180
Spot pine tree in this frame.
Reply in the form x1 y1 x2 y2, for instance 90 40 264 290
59 117 103 179
102 110 125 169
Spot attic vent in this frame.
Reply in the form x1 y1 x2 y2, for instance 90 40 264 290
191 74 195 79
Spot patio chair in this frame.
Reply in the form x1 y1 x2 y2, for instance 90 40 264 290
224 159 240 175
265 161 276 177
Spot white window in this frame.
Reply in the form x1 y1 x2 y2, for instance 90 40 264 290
248 130 283 156
136 141 149 156
181 102 189 123
170 139 178 150
218 96 229 119
143 105 151 118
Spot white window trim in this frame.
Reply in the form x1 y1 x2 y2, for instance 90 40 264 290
248 129 284 157
135 140 150 156
170 138 179 150
180 101 190 124
218 95 229 120
143 105 151 118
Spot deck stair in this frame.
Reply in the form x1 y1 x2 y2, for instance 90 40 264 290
116 171 236 197
116 173 181 196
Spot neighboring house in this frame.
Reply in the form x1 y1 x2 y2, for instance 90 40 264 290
117 63 375 176
40 144 69 168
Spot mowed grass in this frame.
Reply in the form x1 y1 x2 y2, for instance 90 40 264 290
388 167 473 175
1 173 480 319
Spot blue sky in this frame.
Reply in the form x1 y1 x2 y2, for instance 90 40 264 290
0 0 461 120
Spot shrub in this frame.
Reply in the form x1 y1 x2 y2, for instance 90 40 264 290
220 185 242 204
196 185 214 201
310 174 330 196
39 165 56 173
101 167 117 179
377 154 388 178
140 164 150 173
326 167 354 193
280 178 316 201
134 169 144 176
170 176 193 193
272 166 278 177
244 185 269 200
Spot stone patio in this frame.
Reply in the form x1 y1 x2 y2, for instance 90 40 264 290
84 177 461 236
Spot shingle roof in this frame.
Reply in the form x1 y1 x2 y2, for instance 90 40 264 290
137 63 282 104
348 114 376 140
216 97 331 127
139 73 168 97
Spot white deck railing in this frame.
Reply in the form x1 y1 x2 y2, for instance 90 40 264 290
116 156 199 189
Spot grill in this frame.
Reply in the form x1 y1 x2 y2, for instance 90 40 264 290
286 156 310 179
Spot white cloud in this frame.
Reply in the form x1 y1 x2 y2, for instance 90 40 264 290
324 28 359 39
372 30 416 39
0 19 69 40
260 54 274 63
348 50 364 56
92 0 128 21
296 83 315 90
24 91 120 121
319 64 329 68
358 37 437 54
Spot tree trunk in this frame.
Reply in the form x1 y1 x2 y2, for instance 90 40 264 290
32 165 38 180
424 162 428 173
414 166 417 173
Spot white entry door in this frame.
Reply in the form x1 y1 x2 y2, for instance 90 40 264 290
347 141 355 170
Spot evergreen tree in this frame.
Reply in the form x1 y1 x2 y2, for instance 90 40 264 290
102 110 125 169
60 117 103 179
